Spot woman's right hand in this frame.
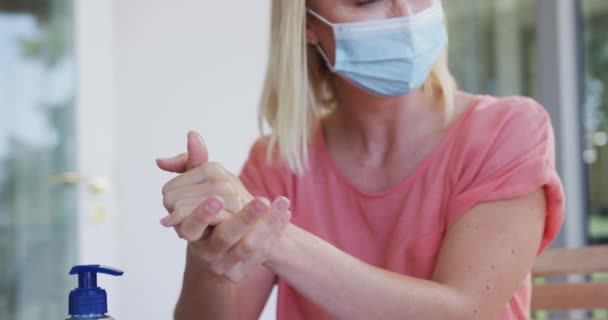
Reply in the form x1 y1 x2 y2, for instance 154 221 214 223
157 131 254 237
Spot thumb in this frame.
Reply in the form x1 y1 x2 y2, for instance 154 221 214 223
187 131 209 169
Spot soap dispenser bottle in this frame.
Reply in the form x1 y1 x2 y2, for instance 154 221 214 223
67 265 124 320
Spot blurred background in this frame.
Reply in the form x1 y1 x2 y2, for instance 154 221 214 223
0 0 606 319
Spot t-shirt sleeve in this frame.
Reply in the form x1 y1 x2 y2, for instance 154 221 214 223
239 138 292 201
447 97 565 253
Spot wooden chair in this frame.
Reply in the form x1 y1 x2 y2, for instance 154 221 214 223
531 245 608 317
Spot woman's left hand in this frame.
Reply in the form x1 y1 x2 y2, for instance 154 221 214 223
187 196 291 282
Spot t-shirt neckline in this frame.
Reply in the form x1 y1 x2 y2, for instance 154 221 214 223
316 95 483 199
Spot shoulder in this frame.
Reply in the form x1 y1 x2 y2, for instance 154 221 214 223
446 96 564 251
455 95 553 154
247 136 272 163
449 95 556 180
240 136 296 198
243 136 286 173
461 95 551 139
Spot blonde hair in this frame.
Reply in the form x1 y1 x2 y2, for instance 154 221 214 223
259 0 457 174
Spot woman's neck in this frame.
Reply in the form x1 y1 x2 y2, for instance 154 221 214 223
324 77 443 167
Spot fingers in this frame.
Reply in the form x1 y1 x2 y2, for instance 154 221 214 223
205 197 291 283
187 131 209 170
203 198 271 260
175 197 224 241
161 161 227 195
156 153 188 173
161 195 238 227
162 179 234 212
182 196 292 283
161 197 202 227
221 197 291 268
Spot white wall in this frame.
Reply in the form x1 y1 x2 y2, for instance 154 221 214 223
115 0 275 318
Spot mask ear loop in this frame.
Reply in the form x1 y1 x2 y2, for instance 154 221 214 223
313 44 335 72
306 8 333 27
306 8 336 72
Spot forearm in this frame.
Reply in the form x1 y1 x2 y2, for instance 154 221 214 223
265 225 473 320
174 247 237 320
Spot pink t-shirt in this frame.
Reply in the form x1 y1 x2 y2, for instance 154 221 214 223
239 95 565 320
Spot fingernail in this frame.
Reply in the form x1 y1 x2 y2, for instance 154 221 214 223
157 157 169 162
252 199 267 215
276 197 290 211
160 215 172 227
206 199 222 212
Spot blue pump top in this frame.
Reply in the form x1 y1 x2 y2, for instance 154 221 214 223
68 265 124 316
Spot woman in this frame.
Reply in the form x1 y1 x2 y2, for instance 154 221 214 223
157 0 564 319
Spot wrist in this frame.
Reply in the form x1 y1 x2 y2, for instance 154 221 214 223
185 243 233 286
264 223 298 272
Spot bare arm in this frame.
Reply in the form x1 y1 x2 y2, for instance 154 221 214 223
159 133 281 320
174 245 276 320
265 190 546 319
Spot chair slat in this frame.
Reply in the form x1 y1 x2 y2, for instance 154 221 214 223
532 245 608 277
531 282 608 310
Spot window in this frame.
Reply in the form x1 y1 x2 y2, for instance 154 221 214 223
582 0 608 244
445 0 537 98
0 1 77 319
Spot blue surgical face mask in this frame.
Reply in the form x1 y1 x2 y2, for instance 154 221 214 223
307 2 448 97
